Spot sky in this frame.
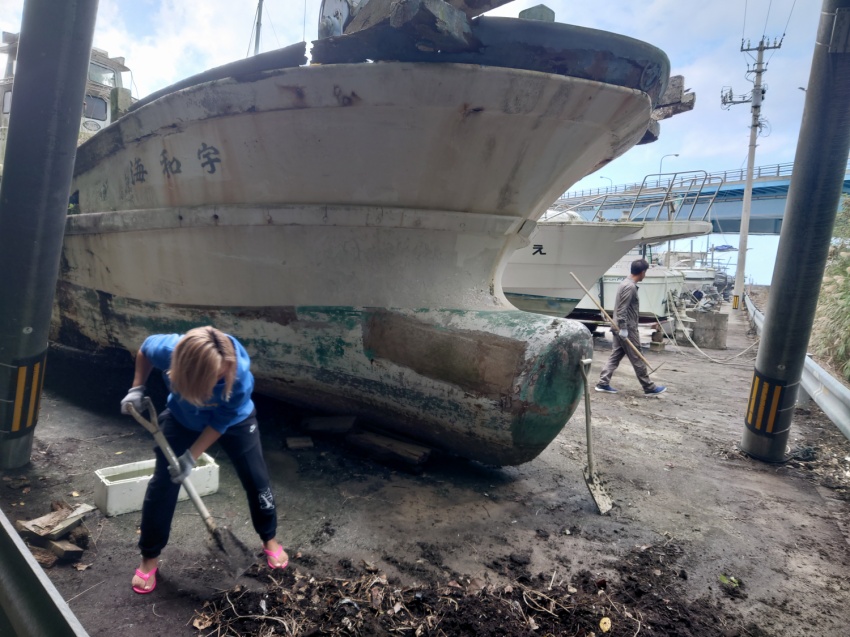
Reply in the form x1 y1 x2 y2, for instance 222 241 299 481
0 0 816 188
0 0 823 282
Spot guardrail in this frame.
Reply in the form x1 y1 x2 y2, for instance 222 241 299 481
562 159 850 200
0 505 89 636
744 293 850 441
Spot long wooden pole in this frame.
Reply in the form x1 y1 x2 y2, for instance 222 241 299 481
569 272 662 374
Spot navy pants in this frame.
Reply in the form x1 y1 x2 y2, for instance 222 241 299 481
138 409 277 559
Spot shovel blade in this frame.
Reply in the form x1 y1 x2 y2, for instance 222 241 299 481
205 527 258 577
583 466 614 515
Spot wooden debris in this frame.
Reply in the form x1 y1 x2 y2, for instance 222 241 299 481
48 539 84 561
286 436 315 450
346 431 431 466
16 503 95 541
28 544 58 568
68 525 90 549
303 415 358 434
345 0 477 52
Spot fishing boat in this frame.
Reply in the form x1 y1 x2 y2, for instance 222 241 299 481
502 215 711 318
570 255 686 323
503 169 716 320
51 4 682 465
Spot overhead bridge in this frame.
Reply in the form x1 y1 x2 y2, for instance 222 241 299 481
558 161 850 235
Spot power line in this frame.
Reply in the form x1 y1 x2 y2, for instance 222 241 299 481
767 0 796 64
762 0 773 39
264 4 281 48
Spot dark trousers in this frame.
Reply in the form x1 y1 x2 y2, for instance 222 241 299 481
598 330 655 391
139 409 277 559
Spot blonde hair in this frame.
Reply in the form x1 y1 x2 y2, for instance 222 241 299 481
169 327 236 407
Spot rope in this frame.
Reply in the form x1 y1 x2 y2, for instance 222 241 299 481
664 290 759 367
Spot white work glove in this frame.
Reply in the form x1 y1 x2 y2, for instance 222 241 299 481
618 329 629 339
168 450 197 484
120 385 146 415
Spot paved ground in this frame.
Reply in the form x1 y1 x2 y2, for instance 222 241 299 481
2 300 850 636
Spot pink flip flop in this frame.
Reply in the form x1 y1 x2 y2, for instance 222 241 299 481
263 546 289 570
132 567 157 594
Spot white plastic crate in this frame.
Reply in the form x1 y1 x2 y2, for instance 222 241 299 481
94 453 219 517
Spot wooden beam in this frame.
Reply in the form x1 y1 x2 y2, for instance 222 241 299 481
303 415 358 434
346 431 431 466
47 539 84 561
286 436 315 450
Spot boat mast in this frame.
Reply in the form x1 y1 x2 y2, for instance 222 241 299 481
254 0 264 56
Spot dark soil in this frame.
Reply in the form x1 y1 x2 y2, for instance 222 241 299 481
3 302 850 636
197 540 739 636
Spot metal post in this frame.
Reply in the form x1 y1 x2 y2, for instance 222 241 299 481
741 0 850 462
0 0 100 469
254 0 264 56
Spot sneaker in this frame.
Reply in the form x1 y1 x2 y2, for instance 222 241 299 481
595 384 618 394
644 385 667 396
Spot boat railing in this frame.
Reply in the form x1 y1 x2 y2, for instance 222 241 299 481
546 170 723 225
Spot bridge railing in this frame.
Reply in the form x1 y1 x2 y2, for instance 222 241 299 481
561 158 850 201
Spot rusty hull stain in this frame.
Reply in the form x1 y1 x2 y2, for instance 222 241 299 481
363 310 526 399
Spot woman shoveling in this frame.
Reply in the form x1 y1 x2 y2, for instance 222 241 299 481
120 326 288 594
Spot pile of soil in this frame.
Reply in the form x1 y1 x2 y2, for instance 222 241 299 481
194 541 745 636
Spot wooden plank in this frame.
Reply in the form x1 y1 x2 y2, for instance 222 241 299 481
47 539 84 561
346 432 431 466
46 504 96 540
15 520 48 546
16 503 95 540
286 436 314 450
303 415 358 434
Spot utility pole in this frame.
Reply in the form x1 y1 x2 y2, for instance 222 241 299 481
721 36 782 309
741 0 850 461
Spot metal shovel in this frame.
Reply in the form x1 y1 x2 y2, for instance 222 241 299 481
579 359 613 514
127 397 257 573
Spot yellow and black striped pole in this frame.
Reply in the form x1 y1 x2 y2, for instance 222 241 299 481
740 0 850 462
0 352 47 462
0 1 100 468
742 369 796 460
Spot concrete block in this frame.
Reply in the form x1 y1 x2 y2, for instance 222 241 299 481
649 341 665 352
686 310 729 349
94 453 218 517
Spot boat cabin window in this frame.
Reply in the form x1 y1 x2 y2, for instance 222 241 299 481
83 95 107 121
2 91 10 114
88 62 116 88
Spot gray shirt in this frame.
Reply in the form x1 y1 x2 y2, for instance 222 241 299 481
613 277 640 331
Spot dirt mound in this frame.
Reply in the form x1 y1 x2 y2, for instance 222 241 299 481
192 541 747 636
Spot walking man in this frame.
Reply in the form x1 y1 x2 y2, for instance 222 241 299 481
596 258 667 396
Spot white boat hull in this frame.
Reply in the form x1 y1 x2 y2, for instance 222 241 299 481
55 62 657 465
503 220 710 317
574 263 685 319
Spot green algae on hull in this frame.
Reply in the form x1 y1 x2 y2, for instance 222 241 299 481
53 284 592 465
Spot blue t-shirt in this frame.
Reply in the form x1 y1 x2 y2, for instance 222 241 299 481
140 333 255 433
